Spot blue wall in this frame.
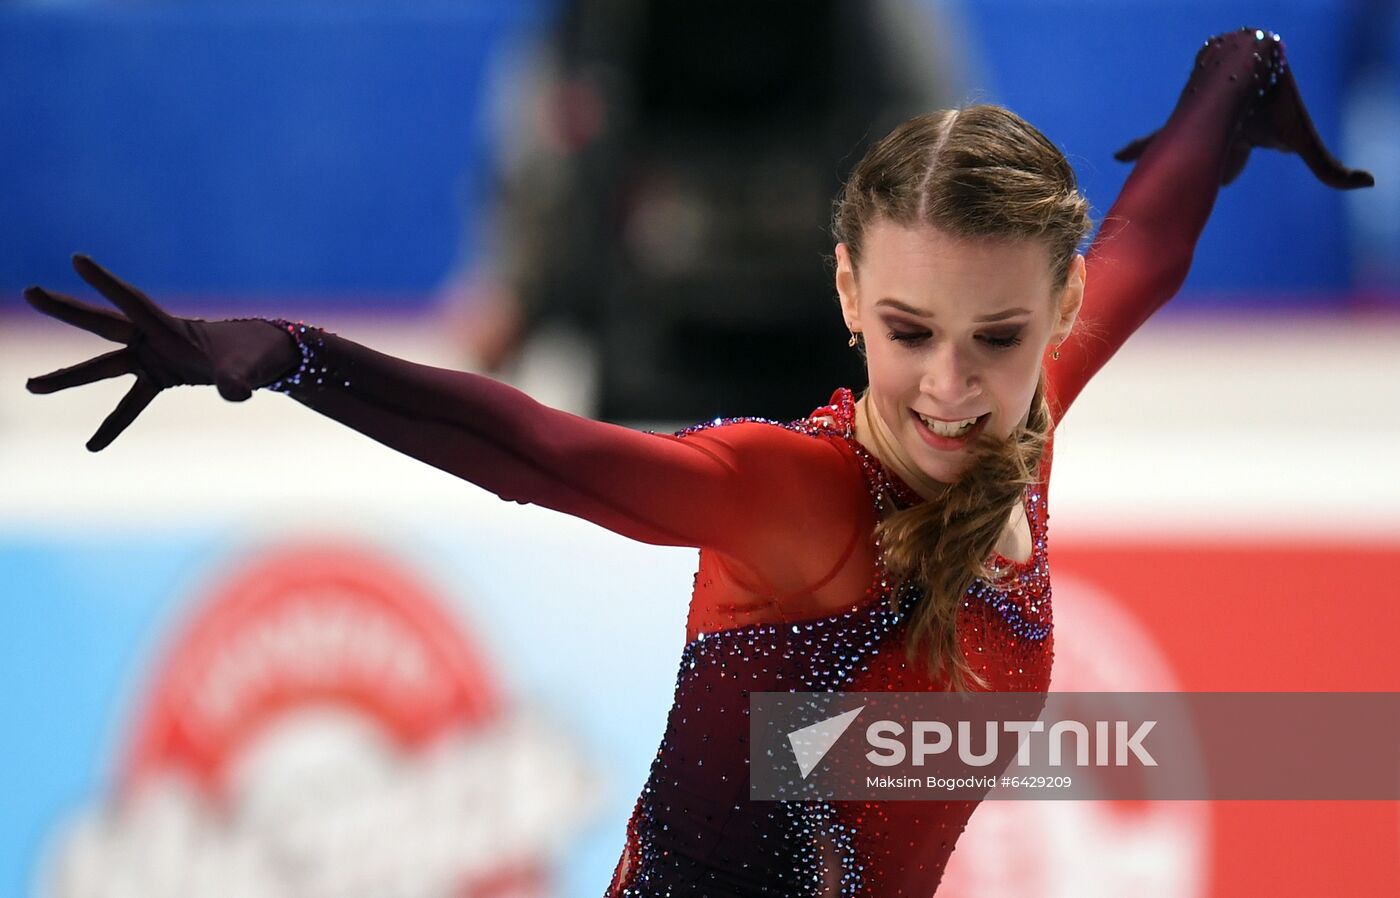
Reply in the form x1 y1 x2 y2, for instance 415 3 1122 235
0 0 1386 311
955 0 1358 309
1 1 554 308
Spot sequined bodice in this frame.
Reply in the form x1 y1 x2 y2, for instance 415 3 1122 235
607 388 1054 897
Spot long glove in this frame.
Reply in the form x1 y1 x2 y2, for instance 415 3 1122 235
1048 26 1373 423
24 256 869 586
1113 27 1373 189
24 256 300 451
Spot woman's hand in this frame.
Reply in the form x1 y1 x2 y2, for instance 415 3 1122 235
24 254 298 451
1115 27 1374 189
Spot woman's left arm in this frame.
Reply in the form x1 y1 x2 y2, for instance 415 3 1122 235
1049 27 1373 422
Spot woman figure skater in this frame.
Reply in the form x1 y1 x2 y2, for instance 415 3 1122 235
23 27 1371 897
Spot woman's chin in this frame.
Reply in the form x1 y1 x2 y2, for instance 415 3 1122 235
906 443 975 485
916 460 972 485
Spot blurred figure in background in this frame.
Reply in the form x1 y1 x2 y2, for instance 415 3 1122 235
446 0 965 421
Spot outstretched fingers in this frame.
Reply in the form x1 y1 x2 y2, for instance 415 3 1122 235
1294 126 1375 189
24 286 135 343
71 254 183 335
86 377 161 452
1277 70 1375 190
27 348 138 394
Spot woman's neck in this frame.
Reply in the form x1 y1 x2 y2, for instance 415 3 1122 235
852 391 947 502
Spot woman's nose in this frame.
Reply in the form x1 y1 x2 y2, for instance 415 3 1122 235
922 344 979 408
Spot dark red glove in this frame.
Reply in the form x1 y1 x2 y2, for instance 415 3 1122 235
24 254 300 451
1114 27 1374 189
24 253 867 574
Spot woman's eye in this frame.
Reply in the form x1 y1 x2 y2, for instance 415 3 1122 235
888 330 929 345
978 332 1024 350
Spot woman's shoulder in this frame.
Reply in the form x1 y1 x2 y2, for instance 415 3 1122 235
670 387 858 445
667 388 879 516
668 388 862 469
676 390 881 607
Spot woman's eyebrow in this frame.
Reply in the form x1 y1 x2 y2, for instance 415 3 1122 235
975 307 1033 322
875 298 1031 322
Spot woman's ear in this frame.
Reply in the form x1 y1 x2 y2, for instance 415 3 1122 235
835 243 860 332
1050 253 1086 345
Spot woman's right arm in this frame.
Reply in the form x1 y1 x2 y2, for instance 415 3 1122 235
24 257 867 587
263 323 868 568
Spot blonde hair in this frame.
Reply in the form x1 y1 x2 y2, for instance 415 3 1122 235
832 105 1092 690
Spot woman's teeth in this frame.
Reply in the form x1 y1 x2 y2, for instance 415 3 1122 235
918 413 979 437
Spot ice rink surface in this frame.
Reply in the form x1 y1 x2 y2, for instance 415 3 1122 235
3 313 1397 539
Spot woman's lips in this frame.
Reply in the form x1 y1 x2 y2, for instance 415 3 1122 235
911 409 991 450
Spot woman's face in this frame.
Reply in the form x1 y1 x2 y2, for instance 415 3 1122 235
836 219 1084 487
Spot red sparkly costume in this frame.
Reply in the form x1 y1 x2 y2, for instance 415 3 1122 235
24 27 1370 898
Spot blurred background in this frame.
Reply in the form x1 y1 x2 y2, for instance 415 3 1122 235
2 1 1398 896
